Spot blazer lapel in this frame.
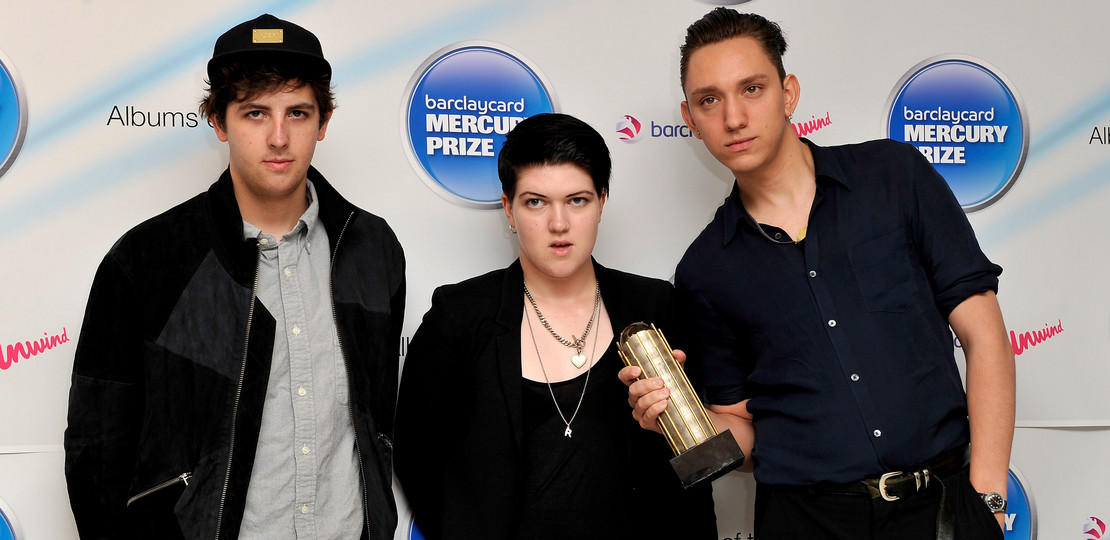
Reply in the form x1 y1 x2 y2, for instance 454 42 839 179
595 259 637 338
494 260 526 451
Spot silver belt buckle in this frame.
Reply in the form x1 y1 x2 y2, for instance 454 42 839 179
878 471 903 502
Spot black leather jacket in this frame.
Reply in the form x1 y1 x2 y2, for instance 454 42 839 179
64 167 405 539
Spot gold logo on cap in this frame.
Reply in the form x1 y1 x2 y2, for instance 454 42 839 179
252 29 284 44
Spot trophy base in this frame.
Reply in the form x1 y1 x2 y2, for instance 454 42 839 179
670 429 745 489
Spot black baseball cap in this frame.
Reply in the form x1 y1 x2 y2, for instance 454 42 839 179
207 14 331 80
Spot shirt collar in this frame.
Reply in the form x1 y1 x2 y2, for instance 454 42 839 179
718 138 851 246
804 138 852 191
241 180 321 253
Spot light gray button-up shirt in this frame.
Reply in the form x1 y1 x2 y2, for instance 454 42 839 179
239 181 363 539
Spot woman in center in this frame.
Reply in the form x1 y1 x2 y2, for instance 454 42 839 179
394 113 717 539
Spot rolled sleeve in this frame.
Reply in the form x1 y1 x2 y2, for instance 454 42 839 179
676 259 749 406
902 144 1002 317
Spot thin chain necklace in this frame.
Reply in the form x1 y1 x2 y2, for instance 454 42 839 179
524 293 601 438
523 279 600 368
741 203 807 244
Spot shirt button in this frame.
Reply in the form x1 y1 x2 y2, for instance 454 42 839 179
302 444 310 455
301 504 309 515
808 270 817 278
306 241 312 249
284 267 293 278
292 326 301 335
773 232 783 240
298 386 307 397
828 319 837 327
850 374 860 382
873 429 883 438
259 238 270 246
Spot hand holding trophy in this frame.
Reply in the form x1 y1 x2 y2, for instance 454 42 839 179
618 322 745 488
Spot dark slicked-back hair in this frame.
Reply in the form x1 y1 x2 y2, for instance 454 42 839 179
497 113 611 200
199 60 335 129
679 8 788 93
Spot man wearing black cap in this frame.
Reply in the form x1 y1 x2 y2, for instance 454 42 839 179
64 14 404 539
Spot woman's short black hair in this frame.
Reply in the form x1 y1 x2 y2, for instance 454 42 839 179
497 113 611 199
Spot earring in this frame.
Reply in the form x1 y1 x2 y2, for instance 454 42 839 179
509 224 517 234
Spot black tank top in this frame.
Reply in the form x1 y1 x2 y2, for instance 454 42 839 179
516 356 629 539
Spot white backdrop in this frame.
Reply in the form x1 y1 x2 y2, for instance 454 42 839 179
1 1 1109 538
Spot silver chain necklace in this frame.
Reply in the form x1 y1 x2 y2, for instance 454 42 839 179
524 292 601 438
522 280 600 368
741 204 807 245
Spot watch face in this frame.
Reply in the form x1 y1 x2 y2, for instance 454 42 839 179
982 492 1007 512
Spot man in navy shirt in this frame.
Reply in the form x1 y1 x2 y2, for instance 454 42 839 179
623 8 1015 539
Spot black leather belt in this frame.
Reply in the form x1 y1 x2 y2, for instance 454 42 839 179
813 446 970 502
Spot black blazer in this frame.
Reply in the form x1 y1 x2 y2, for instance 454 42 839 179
394 259 716 540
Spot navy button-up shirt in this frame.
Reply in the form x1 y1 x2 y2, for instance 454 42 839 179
675 138 1001 486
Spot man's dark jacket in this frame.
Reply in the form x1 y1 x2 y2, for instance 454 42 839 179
64 167 405 539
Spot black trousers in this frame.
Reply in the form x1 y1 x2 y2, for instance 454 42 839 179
753 466 1005 540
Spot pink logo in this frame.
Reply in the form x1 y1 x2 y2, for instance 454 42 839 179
1009 319 1063 356
1084 516 1106 539
616 115 642 142
793 111 832 137
0 327 70 372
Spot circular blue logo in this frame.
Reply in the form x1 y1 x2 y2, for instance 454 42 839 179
408 517 425 540
1004 465 1037 540
402 42 558 208
0 496 23 540
885 55 1028 211
0 47 29 181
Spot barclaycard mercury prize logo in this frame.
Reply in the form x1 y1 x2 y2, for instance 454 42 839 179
402 42 558 208
1003 465 1037 540
0 46 29 181
409 518 426 540
885 55 1028 211
0 495 23 540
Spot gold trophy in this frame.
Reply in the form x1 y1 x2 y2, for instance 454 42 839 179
618 322 745 488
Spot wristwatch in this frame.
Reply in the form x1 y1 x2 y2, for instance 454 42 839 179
980 491 1007 513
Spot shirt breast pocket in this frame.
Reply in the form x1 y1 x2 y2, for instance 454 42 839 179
849 228 918 313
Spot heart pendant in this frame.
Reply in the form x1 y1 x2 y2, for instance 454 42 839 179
571 354 587 368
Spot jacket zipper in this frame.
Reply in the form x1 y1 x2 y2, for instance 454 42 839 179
214 242 261 540
329 211 375 537
126 472 192 507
